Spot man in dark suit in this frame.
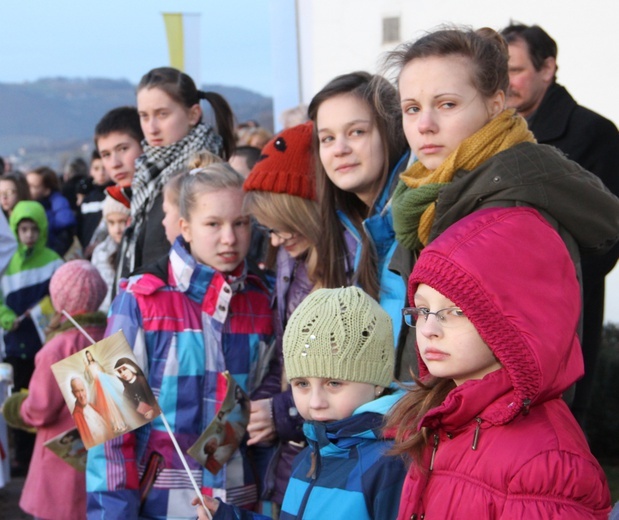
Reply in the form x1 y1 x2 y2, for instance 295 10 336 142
501 23 619 427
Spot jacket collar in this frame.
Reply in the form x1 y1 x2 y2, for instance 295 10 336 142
419 369 515 435
128 237 247 304
303 387 404 448
527 83 577 142
168 237 247 304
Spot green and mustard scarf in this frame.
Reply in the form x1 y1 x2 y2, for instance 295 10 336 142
392 109 535 251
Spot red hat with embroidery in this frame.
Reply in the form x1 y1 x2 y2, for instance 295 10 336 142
243 121 315 200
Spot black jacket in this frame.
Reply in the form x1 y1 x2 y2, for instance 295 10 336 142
528 83 619 276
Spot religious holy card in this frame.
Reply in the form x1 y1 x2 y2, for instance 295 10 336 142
50 330 161 449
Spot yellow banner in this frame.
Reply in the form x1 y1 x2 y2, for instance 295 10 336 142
163 13 184 71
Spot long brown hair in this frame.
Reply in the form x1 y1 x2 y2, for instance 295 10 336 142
307 71 406 299
385 375 455 464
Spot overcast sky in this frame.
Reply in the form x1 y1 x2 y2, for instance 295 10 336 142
0 1 273 96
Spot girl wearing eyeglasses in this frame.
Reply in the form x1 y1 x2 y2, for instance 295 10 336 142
387 207 610 519
242 121 337 516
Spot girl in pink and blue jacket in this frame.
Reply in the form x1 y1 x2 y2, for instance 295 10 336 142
86 160 278 520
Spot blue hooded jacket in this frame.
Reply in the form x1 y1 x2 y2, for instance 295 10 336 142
212 388 406 520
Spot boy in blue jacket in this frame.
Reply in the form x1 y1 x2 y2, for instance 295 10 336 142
195 286 406 520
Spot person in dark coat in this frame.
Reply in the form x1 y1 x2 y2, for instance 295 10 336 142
501 23 619 426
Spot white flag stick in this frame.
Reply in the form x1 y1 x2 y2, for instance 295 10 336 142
158 412 210 517
62 310 211 518
62 310 97 344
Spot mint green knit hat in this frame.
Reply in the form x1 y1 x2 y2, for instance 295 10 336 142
283 287 394 387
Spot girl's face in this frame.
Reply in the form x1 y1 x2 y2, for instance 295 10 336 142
269 230 312 259
258 217 311 259
290 377 380 422
137 87 201 147
180 188 251 273
316 93 385 207
105 212 129 244
414 283 501 386
162 189 182 245
0 180 19 213
399 55 505 170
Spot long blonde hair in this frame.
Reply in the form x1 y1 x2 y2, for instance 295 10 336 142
244 190 321 280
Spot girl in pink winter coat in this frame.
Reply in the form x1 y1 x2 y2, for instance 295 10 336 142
3 260 108 520
386 207 611 519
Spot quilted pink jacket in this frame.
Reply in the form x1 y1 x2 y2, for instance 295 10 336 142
398 208 611 519
19 321 106 520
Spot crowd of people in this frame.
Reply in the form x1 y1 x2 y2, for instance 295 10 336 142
0 22 619 520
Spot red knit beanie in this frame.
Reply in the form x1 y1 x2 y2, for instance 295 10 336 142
243 121 315 200
50 260 108 316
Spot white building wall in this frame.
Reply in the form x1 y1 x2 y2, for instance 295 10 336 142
293 0 619 127
288 0 619 323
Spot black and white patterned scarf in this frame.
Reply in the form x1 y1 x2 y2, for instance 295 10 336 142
124 123 223 273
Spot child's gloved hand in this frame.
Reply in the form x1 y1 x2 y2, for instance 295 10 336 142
2 389 36 432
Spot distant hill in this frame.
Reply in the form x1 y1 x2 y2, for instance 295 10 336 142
0 77 273 171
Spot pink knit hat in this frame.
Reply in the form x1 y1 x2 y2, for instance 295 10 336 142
50 260 108 315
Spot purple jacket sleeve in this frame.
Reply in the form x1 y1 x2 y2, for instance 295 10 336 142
271 388 304 443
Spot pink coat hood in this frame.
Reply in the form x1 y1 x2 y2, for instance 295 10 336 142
409 207 584 425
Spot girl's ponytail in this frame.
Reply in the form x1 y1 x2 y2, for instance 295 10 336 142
199 90 236 160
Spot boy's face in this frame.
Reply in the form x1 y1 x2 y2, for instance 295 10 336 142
90 158 109 186
97 131 143 187
105 212 129 244
17 219 40 248
290 377 379 422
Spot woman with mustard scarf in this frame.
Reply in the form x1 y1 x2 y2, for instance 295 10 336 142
387 26 619 379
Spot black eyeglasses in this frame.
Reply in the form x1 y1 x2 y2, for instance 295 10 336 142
402 306 467 328
267 228 296 241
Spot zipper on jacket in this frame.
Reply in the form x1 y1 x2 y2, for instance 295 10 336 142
297 442 321 517
429 433 440 471
472 417 482 450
